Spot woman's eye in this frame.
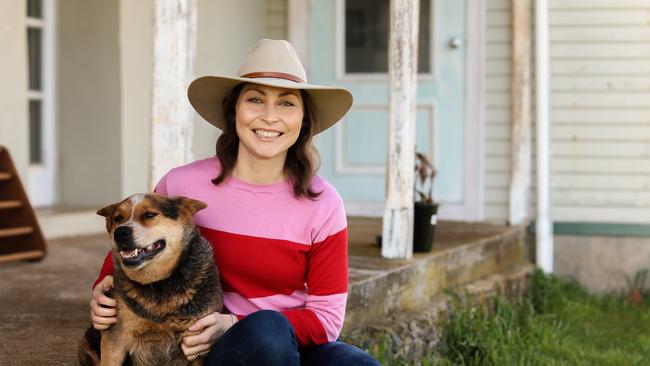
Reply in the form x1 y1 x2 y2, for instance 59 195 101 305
280 100 295 107
113 215 123 222
247 97 263 104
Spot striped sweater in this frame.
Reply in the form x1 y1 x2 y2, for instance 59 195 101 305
93 157 349 347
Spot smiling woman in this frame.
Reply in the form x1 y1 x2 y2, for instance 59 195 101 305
90 39 379 366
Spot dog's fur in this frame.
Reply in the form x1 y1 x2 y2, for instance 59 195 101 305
78 193 224 366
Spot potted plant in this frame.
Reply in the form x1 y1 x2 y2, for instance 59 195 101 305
413 151 438 252
375 151 439 251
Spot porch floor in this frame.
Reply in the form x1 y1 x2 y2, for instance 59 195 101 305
0 218 529 365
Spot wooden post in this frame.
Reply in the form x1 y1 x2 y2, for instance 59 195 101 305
509 0 532 225
150 0 197 190
382 0 419 259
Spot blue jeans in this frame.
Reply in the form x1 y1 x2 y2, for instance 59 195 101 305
205 310 380 366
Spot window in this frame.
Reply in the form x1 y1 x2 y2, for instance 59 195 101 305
27 0 44 164
344 0 431 74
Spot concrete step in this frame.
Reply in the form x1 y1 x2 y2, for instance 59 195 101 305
342 262 536 360
344 220 530 332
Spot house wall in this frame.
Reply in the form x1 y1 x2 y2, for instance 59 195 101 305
483 0 512 223
266 0 288 39
481 0 650 289
555 235 650 293
548 0 650 290
57 0 122 206
0 1 29 181
548 0 650 223
119 0 153 196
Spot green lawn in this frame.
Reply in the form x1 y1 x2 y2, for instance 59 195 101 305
369 269 650 365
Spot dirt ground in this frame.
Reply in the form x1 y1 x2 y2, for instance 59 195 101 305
0 234 108 365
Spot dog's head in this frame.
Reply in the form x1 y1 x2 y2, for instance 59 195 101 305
97 193 207 284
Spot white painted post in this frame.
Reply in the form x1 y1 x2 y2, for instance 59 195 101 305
149 0 197 190
535 0 554 273
382 0 419 259
509 0 532 225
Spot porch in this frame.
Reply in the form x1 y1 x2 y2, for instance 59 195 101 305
0 218 532 365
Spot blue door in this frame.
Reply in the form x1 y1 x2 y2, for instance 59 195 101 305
309 0 465 217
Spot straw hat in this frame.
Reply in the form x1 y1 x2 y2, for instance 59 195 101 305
188 39 353 134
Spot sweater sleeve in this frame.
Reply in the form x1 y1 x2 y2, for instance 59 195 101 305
92 173 171 289
280 202 349 347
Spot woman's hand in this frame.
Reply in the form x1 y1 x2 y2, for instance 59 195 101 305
182 312 237 361
90 275 117 330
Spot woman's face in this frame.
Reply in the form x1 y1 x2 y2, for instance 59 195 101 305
235 83 304 163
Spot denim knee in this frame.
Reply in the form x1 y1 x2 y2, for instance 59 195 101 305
239 310 297 354
206 310 299 366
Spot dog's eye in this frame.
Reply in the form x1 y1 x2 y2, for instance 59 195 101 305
143 212 158 219
113 214 124 222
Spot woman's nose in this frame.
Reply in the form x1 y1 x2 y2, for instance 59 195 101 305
261 104 280 123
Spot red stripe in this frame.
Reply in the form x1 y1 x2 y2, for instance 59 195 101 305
199 226 310 298
308 229 348 295
93 251 114 289
282 309 329 347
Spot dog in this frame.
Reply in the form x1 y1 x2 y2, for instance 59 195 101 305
78 193 224 366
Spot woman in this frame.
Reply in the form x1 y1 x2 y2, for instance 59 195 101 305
90 39 380 366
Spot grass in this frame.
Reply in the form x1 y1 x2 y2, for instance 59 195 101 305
364 269 650 365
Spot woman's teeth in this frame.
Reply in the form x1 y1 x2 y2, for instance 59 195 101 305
255 129 281 138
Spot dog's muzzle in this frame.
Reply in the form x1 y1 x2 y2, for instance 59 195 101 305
118 239 167 267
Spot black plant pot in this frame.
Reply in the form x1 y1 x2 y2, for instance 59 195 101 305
413 202 438 253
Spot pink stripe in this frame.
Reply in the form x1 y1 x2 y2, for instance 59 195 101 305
224 290 309 315
157 157 347 245
307 293 348 342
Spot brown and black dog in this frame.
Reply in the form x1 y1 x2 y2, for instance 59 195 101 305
78 193 224 366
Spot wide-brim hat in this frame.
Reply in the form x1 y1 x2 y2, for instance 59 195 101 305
188 39 353 135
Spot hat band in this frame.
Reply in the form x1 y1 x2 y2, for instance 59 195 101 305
240 71 305 84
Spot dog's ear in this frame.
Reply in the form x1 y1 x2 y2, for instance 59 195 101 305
97 203 118 217
179 197 208 215
162 196 207 218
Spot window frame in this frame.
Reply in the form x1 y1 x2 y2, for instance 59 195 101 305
335 0 437 82
27 0 57 207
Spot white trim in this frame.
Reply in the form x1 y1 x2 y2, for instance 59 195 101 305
463 0 485 221
334 0 436 82
28 0 57 207
27 90 44 100
333 101 436 175
26 17 44 28
288 0 309 72
535 0 553 273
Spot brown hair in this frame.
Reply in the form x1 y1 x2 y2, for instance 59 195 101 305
211 83 321 199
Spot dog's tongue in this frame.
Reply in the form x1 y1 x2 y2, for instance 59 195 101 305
120 248 140 259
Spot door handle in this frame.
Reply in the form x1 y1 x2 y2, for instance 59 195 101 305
448 37 462 49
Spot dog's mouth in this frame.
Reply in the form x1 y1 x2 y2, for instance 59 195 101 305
120 239 166 267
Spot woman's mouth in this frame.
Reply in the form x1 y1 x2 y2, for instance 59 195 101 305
254 129 282 139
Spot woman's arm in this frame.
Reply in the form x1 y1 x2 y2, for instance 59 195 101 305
281 224 348 347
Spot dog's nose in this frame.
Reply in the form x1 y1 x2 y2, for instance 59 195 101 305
114 226 133 243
